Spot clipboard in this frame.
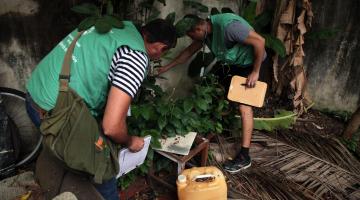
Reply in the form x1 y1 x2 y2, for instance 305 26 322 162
116 135 151 178
227 76 267 107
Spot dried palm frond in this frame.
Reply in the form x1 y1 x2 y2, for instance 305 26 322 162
251 133 360 199
211 132 360 199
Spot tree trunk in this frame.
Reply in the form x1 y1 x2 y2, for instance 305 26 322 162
342 106 360 139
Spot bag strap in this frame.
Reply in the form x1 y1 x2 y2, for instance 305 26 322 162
59 31 84 92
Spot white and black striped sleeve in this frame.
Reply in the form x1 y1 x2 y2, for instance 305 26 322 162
108 46 149 98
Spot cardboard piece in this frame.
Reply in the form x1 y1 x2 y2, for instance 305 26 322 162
153 132 197 156
227 76 267 108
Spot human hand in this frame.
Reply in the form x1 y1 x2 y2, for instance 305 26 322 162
127 136 144 152
156 66 170 75
246 71 259 88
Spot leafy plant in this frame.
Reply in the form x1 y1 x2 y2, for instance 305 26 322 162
71 1 124 33
118 74 236 188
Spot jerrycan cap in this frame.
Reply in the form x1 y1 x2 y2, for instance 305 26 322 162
178 174 187 183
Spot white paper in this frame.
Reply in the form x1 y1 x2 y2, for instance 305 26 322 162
116 135 151 178
153 132 197 156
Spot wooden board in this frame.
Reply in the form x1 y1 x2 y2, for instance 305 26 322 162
227 76 267 108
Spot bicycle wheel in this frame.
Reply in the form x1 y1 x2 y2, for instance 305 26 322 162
0 87 42 178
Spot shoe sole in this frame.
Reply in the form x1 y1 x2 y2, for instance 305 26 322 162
224 163 251 174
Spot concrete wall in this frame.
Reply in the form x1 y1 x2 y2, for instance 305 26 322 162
0 0 82 90
304 0 360 112
0 0 359 112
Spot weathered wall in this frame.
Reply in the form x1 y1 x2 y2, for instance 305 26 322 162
1 0 359 112
0 0 82 90
304 0 360 112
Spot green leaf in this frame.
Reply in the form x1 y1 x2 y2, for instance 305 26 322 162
195 99 208 111
183 99 193 113
221 7 234 14
172 107 183 119
253 10 272 31
157 0 166 6
139 163 148 174
241 1 257 25
261 34 286 57
255 110 296 131
140 106 152 120
157 104 169 116
211 7 220 15
147 148 154 160
104 15 124 29
183 0 208 13
165 12 176 24
78 16 98 31
71 3 100 16
95 17 112 34
158 116 167 129
106 1 113 15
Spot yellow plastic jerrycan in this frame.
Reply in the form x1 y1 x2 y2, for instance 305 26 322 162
177 166 227 200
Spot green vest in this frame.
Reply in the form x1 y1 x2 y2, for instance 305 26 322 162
26 21 147 116
210 13 254 66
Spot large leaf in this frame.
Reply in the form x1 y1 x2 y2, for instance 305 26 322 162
165 12 176 24
103 15 124 29
106 1 113 15
262 34 286 57
71 3 100 16
183 99 193 113
158 116 167 130
221 7 234 14
195 99 208 111
78 16 98 31
95 17 112 34
241 1 257 25
211 7 220 15
183 0 208 13
253 10 273 31
236 110 296 131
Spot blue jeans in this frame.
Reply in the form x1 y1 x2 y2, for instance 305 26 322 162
94 177 120 200
25 94 41 128
25 93 119 200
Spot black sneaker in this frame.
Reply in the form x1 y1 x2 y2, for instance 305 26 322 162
223 154 251 173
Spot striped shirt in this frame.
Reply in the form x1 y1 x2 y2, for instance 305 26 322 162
108 46 149 98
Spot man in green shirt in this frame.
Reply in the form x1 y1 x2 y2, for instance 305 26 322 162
158 13 266 173
26 19 177 199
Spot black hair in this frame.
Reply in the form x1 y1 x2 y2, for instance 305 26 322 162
183 14 205 33
141 19 177 49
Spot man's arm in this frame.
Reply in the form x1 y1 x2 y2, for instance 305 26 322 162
157 40 203 74
102 86 144 152
242 30 265 87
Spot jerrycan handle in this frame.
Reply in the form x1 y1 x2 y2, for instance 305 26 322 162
192 174 216 182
